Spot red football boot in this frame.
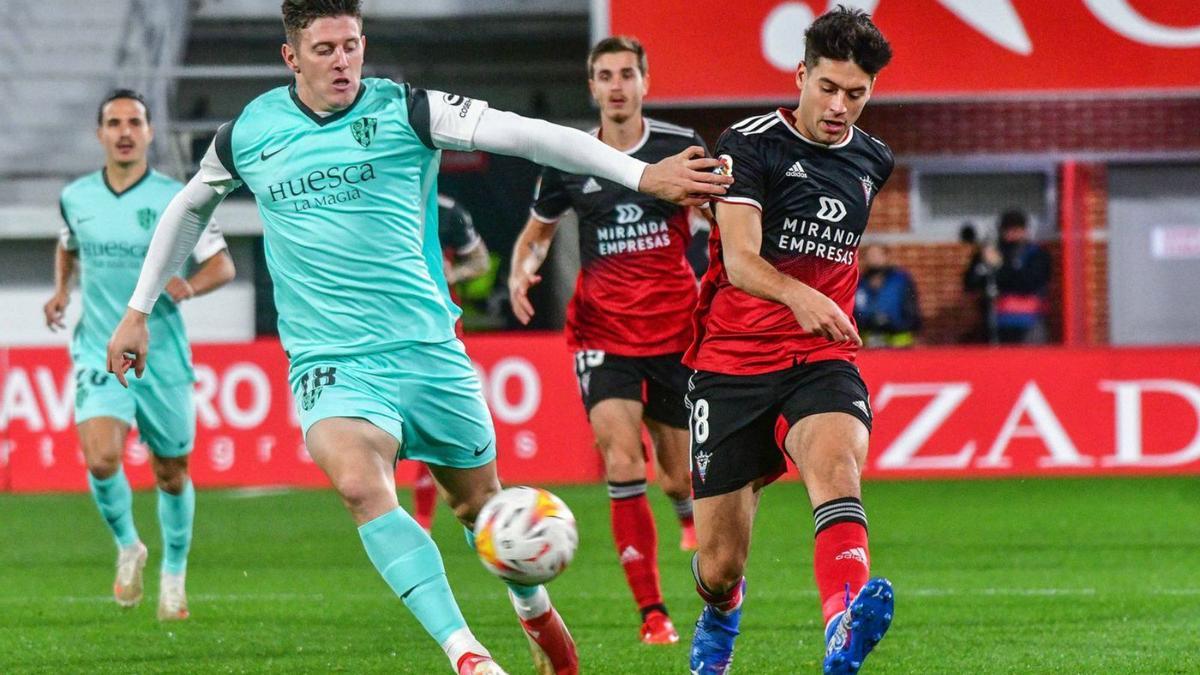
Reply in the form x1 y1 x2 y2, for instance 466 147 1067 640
518 606 579 675
456 653 507 675
640 609 680 645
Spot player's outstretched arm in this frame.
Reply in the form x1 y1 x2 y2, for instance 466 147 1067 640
470 108 731 206
508 214 558 325
717 203 861 346
107 174 228 386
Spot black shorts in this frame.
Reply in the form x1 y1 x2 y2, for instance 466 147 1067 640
686 359 872 498
572 350 691 428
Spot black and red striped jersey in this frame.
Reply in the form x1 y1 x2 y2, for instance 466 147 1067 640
531 118 708 356
685 108 894 375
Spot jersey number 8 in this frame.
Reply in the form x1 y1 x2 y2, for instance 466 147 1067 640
691 398 710 444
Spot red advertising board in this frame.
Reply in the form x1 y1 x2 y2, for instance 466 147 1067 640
599 0 1200 103
2 338 1199 492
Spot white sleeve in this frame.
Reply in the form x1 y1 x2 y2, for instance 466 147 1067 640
58 198 78 250
59 226 78 251
411 89 490 151
127 174 227 313
198 136 243 196
191 218 228 264
470 108 647 192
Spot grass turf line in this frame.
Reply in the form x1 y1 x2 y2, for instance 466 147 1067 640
2 477 1199 673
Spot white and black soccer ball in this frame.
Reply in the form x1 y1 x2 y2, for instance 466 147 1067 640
473 486 578 585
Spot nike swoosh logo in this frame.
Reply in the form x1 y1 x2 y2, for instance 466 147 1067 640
260 146 286 161
76 216 95 224
473 441 493 457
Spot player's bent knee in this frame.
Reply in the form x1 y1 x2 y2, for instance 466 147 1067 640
86 457 121 480
152 458 190 493
155 472 188 494
659 474 691 502
699 552 746 592
808 449 865 494
333 475 393 519
599 447 646 480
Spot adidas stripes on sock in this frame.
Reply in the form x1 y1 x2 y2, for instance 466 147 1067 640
812 497 870 623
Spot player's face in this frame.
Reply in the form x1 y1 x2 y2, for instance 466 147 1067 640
794 57 874 145
589 51 648 124
283 15 365 112
96 98 152 166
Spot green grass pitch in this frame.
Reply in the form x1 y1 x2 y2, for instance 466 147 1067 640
3 477 1199 673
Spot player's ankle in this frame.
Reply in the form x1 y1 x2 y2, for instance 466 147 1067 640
443 627 488 669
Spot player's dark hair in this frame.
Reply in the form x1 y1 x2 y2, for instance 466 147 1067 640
281 0 362 45
97 89 150 126
804 5 892 76
999 210 1028 231
588 36 647 79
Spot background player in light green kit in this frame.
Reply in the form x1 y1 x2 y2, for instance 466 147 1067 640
43 89 235 620
106 2 730 673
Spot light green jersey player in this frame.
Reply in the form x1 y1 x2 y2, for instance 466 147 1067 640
107 4 729 673
61 168 225 399
45 89 235 622
201 77 500 465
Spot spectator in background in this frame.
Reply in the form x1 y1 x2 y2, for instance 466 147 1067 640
964 210 1051 344
854 244 920 347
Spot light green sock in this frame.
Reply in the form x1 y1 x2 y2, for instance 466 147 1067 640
87 467 139 548
157 479 195 575
360 508 467 644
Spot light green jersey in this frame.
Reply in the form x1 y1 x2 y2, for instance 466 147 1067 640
60 168 226 385
200 78 489 360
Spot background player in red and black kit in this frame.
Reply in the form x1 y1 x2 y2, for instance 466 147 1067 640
508 36 708 646
685 8 895 675
412 194 491 532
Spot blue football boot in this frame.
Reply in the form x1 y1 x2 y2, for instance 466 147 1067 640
689 579 746 674
823 578 894 674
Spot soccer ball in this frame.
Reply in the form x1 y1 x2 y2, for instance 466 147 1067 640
474 486 578 585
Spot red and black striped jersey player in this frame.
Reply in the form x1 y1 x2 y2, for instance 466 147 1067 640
685 7 896 675
508 36 710 647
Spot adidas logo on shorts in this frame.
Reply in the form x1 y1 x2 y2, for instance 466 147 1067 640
852 400 870 417
786 161 808 179
582 177 602 194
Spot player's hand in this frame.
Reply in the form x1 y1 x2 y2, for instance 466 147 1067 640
106 309 150 388
508 268 542 325
786 284 862 346
43 291 70 331
639 146 733 206
164 276 195 303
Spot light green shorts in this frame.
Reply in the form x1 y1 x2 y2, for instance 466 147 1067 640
73 366 195 458
288 339 497 469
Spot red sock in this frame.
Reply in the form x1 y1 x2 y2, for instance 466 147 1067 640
814 520 871 623
609 481 664 614
412 463 436 531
